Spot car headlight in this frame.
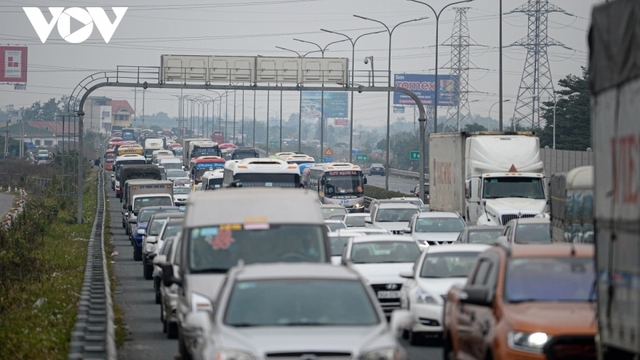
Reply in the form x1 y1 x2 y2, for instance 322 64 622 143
214 350 254 360
145 243 156 253
354 202 363 208
508 331 551 353
361 347 404 360
415 287 438 305
191 292 213 312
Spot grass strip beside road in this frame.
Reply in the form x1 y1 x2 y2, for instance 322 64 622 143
0 168 98 360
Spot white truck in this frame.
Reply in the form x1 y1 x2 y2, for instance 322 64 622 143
124 179 174 228
181 138 210 168
429 131 547 226
143 138 164 163
591 2 640 358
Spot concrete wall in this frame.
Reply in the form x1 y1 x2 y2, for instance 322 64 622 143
540 147 593 176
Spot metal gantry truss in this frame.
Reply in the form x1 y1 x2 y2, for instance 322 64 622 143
508 0 573 129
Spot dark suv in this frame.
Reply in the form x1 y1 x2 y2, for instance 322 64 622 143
368 163 385 176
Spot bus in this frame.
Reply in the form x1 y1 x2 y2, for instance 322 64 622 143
307 163 367 212
212 131 224 144
222 158 301 188
115 144 144 157
121 128 136 142
281 153 315 166
189 156 226 184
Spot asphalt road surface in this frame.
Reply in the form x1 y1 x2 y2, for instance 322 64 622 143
0 193 15 218
107 176 442 360
367 174 417 195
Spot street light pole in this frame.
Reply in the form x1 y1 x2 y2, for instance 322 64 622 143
488 99 510 130
354 14 427 190
407 0 473 134
321 28 386 163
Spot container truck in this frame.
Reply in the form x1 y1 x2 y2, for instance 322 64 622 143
590 2 640 358
428 131 547 226
549 165 593 243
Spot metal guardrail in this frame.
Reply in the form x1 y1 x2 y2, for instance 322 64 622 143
388 168 421 180
68 164 116 360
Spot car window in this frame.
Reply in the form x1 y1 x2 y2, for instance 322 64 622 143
514 223 551 243
375 209 419 222
415 218 465 233
505 257 594 302
468 229 504 244
149 219 168 235
420 252 480 278
471 259 492 285
345 216 366 228
224 280 379 327
325 222 346 232
329 236 350 256
350 241 420 264
161 224 183 240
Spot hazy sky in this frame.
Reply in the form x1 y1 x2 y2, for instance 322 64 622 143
0 0 603 128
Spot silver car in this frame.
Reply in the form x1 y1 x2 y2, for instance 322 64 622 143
186 263 412 360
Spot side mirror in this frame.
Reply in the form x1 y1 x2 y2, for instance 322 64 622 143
153 254 167 265
161 263 182 287
399 270 414 279
185 311 212 334
363 176 368 185
460 285 493 307
137 229 145 236
389 309 413 334
364 216 372 224
403 227 411 234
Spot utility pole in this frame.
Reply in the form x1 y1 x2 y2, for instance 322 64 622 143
5 116 11 158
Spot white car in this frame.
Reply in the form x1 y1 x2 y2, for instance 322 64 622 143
366 201 421 235
399 243 490 345
188 263 412 360
343 234 422 318
404 211 466 247
172 186 190 206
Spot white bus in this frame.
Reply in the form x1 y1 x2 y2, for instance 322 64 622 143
307 163 367 212
223 158 301 188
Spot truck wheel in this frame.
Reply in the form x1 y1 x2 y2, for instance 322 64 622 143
167 322 178 339
134 248 142 261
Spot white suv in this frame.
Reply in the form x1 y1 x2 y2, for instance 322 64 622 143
366 200 420 235
404 211 466 247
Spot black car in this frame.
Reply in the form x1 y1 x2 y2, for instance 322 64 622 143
368 163 385 176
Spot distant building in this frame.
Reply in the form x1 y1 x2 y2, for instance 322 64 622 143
84 97 134 134
1 120 79 148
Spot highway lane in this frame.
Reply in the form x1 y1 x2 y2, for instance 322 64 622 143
108 180 178 360
366 174 417 194
107 173 439 360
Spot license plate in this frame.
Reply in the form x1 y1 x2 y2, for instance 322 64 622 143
377 291 401 299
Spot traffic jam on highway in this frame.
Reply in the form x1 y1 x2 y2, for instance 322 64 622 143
105 124 597 360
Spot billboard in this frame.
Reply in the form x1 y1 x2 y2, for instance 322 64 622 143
393 73 458 106
0 46 27 83
301 91 349 121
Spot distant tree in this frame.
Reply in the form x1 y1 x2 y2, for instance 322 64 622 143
538 67 590 151
464 123 488 132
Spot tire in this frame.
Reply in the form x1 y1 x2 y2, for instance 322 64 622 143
409 330 424 346
154 280 161 304
134 248 142 261
143 262 153 280
179 332 193 360
401 329 409 340
167 322 178 339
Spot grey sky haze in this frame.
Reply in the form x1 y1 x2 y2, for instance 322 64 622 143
0 0 602 128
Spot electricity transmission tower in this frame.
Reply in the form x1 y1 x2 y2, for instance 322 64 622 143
440 7 482 131
508 0 572 129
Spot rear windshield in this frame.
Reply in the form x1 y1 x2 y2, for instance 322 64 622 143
138 208 180 223
188 224 327 272
467 229 503 244
350 241 420 264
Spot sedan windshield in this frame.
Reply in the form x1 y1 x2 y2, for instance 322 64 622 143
420 252 480 278
224 280 379 327
188 224 326 272
415 218 465 232
505 257 595 303
161 224 182 240
375 208 419 223
351 241 420 264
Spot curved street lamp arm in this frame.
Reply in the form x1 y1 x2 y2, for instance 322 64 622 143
353 14 390 33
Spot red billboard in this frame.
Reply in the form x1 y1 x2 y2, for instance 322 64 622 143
0 46 27 83
334 118 348 126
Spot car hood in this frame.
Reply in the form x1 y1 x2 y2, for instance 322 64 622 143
415 277 467 298
374 222 409 231
184 273 227 303
214 324 394 357
503 302 597 336
412 232 459 242
351 263 414 284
